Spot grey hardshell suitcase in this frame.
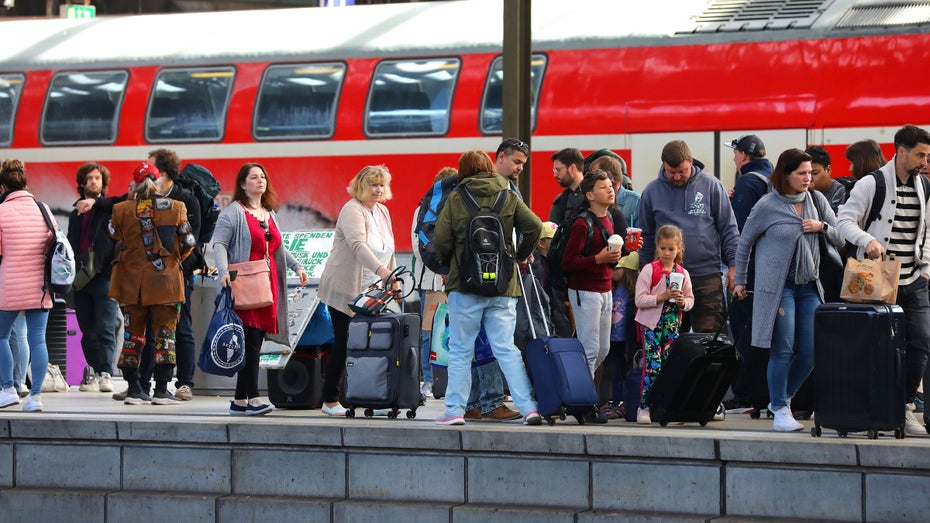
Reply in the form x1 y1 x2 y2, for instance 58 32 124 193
344 313 421 419
811 303 906 439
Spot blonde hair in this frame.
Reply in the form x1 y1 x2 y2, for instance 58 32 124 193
655 225 684 265
130 177 159 200
348 165 393 202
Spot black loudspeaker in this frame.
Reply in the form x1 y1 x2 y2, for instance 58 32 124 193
267 345 326 409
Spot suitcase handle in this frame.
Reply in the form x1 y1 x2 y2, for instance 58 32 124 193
518 261 551 339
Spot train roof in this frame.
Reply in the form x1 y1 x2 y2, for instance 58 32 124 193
0 0 927 70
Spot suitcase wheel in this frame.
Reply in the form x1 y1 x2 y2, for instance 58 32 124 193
699 420 708 427
811 425 822 438
575 414 586 425
545 416 556 426
346 409 356 418
895 427 905 439
406 409 417 419
659 420 668 427
364 408 374 418
750 409 760 420
387 409 399 420
837 431 848 438
867 429 879 440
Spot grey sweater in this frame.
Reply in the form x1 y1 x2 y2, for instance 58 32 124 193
212 201 304 346
735 190 844 347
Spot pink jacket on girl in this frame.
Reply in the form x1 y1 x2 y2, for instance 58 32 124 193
0 190 55 311
634 259 695 330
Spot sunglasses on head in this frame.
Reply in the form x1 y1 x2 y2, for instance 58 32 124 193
259 220 271 241
502 139 529 155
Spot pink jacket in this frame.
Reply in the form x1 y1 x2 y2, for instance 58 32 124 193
634 260 694 331
0 190 55 310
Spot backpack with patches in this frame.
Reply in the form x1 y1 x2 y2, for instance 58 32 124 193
176 163 221 244
36 201 76 303
457 185 514 297
414 176 458 274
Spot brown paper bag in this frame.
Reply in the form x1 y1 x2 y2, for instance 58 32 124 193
421 290 447 331
839 256 901 304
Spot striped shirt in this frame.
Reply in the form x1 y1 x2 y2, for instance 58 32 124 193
889 176 920 284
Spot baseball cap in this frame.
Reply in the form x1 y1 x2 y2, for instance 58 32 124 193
132 161 160 183
617 251 639 270
725 135 766 156
539 221 558 240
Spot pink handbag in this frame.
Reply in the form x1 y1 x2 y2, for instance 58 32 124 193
229 259 273 310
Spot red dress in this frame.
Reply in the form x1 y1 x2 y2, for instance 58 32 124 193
235 211 281 334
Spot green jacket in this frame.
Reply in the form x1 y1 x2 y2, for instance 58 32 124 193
434 173 542 296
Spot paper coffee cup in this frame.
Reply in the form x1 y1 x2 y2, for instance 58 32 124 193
625 227 642 251
607 234 623 251
668 272 684 290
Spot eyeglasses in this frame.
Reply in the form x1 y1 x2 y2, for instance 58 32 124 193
258 220 271 241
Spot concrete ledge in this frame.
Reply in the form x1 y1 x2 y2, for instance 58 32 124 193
343 424 461 450
228 423 343 447
0 488 111 523
348 452 465 503
233 448 345 498
0 420 9 438
463 427 585 455
864 472 930 523
468 455 589 509
217 495 333 522
123 445 230 494
586 433 718 460
719 438 859 466
858 443 930 470
453 503 577 522
0 443 11 488
9 418 117 440
332 499 453 522
116 420 230 443
593 461 720 515
107 491 217 522
726 465 862 521
15 442 120 489
579 510 714 522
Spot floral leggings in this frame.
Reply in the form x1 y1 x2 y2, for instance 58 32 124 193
640 299 680 404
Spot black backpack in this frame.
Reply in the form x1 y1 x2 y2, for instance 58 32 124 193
414 176 458 275
548 202 613 291
457 185 514 297
176 163 221 244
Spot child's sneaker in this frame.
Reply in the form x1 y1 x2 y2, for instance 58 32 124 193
435 414 465 426
523 411 542 425
637 407 652 424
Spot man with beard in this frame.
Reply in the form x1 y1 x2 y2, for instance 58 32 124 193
638 140 739 334
837 124 930 436
68 162 120 393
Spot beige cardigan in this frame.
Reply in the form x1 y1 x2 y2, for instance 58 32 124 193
318 197 396 316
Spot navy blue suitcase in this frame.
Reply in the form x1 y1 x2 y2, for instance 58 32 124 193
812 303 906 439
525 336 599 425
520 264 597 425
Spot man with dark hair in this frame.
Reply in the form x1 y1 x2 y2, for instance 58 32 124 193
639 140 739 334
68 162 120 394
547 148 588 337
806 145 846 213
494 138 529 197
148 148 201 401
837 124 930 436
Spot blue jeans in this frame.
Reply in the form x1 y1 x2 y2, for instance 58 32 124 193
443 291 537 417
467 360 506 413
74 276 119 375
418 290 433 384
0 309 50 394
768 282 819 410
9 314 28 388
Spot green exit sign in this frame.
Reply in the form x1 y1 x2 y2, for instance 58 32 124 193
61 5 96 19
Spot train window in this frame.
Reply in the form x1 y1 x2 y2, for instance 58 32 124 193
480 54 547 135
41 71 128 145
0 74 24 146
365 58 460 137
254 63 345 140
146 67 235 142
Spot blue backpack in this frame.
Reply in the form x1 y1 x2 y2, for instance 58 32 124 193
414 176 458 274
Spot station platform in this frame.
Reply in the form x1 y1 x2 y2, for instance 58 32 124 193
1 382 929 523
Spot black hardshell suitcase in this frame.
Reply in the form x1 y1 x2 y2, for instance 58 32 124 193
645 332 741 426
344 313 421 419
812 303 906 439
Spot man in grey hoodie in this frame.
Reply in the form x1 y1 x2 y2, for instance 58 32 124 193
638 140 740 333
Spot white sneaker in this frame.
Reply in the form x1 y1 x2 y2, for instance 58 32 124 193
97 372 114 393
420 381 433 398
637 407 652 424
904 403 925 436
79 366 99 392
0 387 21 408
773 406 804 432
322 402 347 416
22 394 43 412
713 402 726 421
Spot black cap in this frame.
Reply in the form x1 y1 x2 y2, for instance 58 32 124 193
725 135 766 156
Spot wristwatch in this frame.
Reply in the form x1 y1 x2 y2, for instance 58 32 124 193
821 221 828 232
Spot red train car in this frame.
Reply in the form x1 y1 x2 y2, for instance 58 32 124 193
1 0 928 250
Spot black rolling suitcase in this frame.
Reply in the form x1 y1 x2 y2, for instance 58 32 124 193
646 330 741 427
812 303 906 439
344 313 421 419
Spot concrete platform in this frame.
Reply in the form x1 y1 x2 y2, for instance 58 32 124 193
1 384 929 522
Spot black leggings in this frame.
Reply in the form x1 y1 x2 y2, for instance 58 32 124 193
323 306 351 403
236 326 263 400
